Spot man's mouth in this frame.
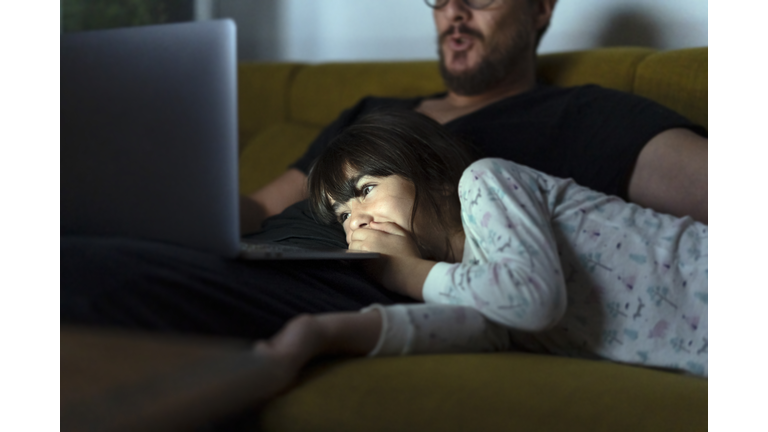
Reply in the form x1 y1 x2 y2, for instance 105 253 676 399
440 24 484 53
448 35 472 51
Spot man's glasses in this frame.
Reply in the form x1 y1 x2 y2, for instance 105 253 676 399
424 0 497 10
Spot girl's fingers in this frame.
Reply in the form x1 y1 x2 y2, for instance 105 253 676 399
348 239 369 252
368 221 408 236
350 227 374 243
349 222 408 245
349 228 388 249
349 235 384 252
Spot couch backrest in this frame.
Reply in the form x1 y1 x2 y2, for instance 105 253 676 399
535 47 654 93
237 63 303 151
633 48 708 129
537 47 707 128
288 62 445 128
237 47 707 144
236 47 707 194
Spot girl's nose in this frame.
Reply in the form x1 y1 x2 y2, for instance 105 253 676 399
346 209 373 244
349 210 373 231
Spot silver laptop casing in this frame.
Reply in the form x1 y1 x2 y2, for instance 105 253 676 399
61 20 240 257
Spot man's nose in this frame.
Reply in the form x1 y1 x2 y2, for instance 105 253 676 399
443 0 471 23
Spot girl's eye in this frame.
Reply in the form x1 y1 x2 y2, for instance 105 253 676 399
362 185 374 196
339 213 350 223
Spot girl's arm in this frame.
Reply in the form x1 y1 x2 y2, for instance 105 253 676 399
255 304 512 390
254 304 510 400
421 158 568 332
349 158 567 332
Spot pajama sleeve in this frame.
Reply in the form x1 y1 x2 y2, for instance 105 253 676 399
360 303 512 356
422 158 567 331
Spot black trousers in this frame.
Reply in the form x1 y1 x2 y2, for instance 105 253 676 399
61 236 411 339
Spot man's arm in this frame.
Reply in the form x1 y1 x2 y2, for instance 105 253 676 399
239 168 308 235
238 100 377 235
627 128 708 224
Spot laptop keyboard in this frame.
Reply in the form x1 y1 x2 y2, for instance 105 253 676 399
239 241 377 260
239 242 311 256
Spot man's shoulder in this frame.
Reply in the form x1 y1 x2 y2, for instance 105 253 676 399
525 83 640 102
487 84 661 119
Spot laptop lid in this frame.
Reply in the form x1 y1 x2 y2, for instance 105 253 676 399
61 20 240 258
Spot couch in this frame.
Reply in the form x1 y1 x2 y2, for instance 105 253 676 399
237 47 707 432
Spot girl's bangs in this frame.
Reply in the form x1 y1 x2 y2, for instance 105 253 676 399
312 151 360 224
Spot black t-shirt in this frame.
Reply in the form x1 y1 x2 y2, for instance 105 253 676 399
248 84 706 248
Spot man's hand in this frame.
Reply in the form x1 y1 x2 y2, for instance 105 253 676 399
348 222 435 300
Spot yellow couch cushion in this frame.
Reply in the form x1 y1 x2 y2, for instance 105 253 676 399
238 122 322 194
634 48 708 128
237 63 305 152
536 47 655 92
258 353 706 432
288 62 445 127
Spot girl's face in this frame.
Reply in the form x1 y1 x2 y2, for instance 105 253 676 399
331 174 419 246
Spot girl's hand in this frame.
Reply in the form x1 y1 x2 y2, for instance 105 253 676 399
348 221 421 258
255 315 326 367
253 315 327 398
348 222 436 300
253 311 383 398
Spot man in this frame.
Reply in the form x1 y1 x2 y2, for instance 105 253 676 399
242 0 707 231
61 0 707 338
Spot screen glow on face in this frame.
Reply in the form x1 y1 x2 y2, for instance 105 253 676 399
331 175 416 244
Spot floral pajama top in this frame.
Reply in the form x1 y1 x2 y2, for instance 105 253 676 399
363 158 708 377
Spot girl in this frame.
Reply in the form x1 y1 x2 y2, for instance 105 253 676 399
255 110 708 382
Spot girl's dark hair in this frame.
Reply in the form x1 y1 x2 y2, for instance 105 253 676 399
307 110 476 261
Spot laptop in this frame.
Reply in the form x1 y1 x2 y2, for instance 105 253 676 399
60 20 377 260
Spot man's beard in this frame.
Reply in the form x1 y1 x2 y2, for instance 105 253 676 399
438 23 533 96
